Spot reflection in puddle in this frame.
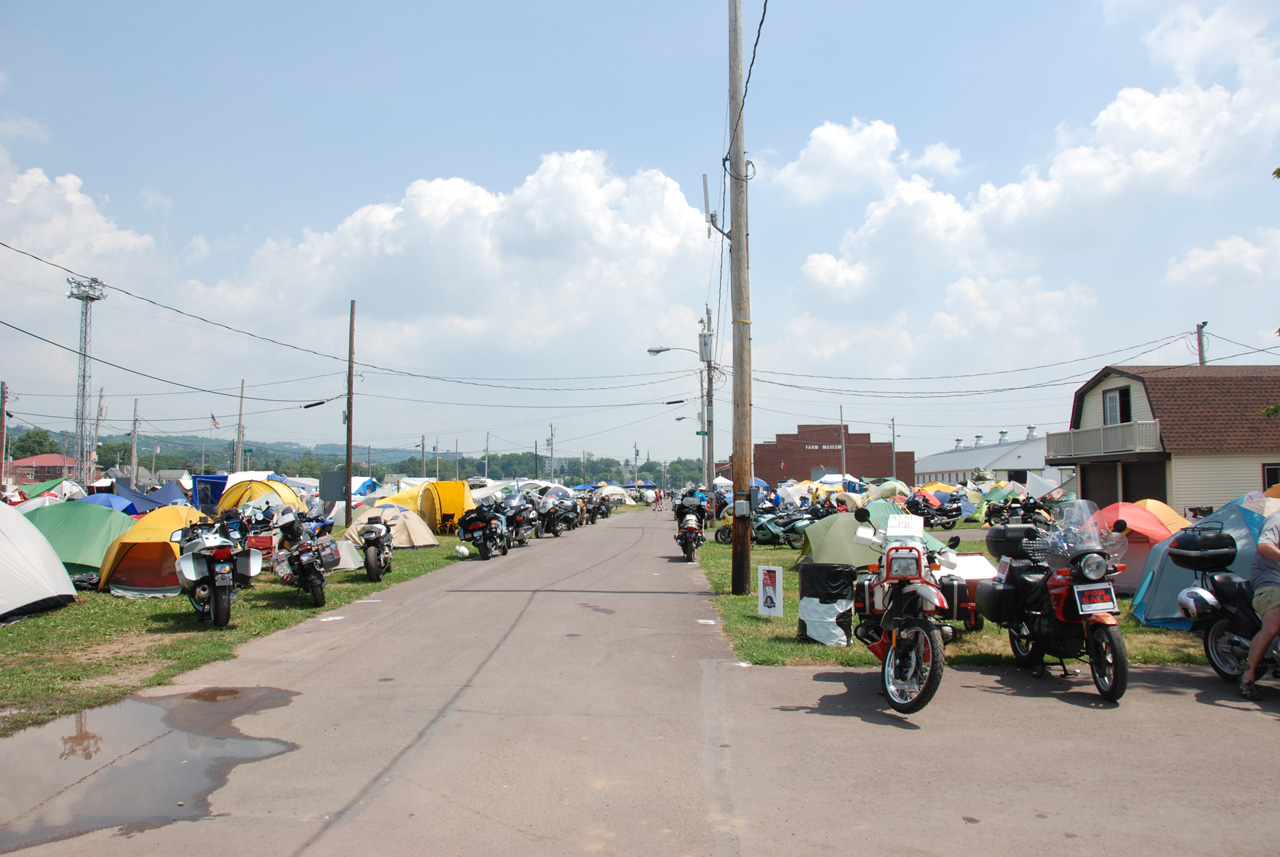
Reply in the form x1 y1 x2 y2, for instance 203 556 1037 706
0 687 295 851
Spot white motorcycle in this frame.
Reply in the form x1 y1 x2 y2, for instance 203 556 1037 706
172 519 262 627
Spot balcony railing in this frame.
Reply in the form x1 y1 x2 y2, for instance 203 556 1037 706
1045 420 1162 460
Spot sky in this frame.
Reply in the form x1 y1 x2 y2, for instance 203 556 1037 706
1 0 1278 474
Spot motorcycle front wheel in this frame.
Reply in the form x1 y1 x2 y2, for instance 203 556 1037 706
1203 618 1248 682
1088 623 1128 702
883 618 945 714
500 534 510 556
683 539 695 562
715 526 732 544
364 546 383 582
939 520 957 530
211 585 231 627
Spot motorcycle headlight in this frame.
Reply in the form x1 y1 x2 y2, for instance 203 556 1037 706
887 555 920 579
1080 554 1108 581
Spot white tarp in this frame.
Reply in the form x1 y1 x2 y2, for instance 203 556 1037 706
0 502 75 623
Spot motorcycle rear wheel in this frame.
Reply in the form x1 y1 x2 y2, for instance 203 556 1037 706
784 532 805 550
1009 628 1043 667
364 546 383 583
308 574 326 608
882 618 945 714
211 585 232 627
1088 623 1128 702
939 520 957 530
478 539 492 560
500 535 510 556
1203 618 1248 682
715 526 732 544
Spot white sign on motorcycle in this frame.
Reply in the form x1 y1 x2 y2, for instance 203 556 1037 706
758 566 784 617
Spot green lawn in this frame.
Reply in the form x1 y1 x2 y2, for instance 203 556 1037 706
698 541 1205 668
0 535 467 738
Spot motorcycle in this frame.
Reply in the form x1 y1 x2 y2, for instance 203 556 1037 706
172 518 262 627
273 508 339 606
674 496 706 562
357 513 394 582
500 492 539 546
851 506 964 714
714 504 812 548
984 496 1052 527
594 494 613 519
1173 524 1280 683
906 494 962 530
458 500 509 559
976 500 1130 701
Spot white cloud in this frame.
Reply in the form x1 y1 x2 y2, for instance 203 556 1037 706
929 276 1097 347
899 143 965 177
0 112 49 142
1163 228 1280 286
773 118 900 201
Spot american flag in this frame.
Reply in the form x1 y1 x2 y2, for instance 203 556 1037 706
211 413 221 429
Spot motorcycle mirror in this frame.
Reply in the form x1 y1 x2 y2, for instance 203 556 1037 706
947 535 961 550
1112 519 1127 533
170 528 185 543
853 507 870 522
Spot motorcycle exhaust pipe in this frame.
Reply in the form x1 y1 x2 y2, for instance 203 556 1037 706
939 624 956 644
853 624 882 645
194 584 211 603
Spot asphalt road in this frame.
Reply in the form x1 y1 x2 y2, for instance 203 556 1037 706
3 509 1275 855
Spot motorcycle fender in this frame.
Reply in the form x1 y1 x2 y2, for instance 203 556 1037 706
176 553 202 586
1085 613 1119 627
904 582 947 612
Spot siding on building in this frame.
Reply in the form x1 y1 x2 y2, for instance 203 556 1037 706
1169 454 1280 516
1078 381 1155 428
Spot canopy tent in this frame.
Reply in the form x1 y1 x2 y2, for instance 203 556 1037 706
215 479 304 515
1267 483 1280 499
1025 472 1060 499
571 483 594 491
750 476 769 489
343 504 439 548
76 492 138 516
24 502 137 577
595 485 635 505
98 506 211 596
222 471 287 490
15 495 63 513
19 477 86 501
1132 501 1268 628
713 475 732 489
0 502 75 623
192 474 228 514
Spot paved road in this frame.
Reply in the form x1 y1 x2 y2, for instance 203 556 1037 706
5 509 1276 855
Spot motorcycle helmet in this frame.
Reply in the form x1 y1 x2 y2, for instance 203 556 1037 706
1176 586 1220 621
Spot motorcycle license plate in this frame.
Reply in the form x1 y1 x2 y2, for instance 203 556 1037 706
299 551 314 564
1073 582 1117 614
214 572 233 587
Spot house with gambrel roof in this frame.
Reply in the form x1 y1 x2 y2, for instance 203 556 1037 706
1044 365 1280 515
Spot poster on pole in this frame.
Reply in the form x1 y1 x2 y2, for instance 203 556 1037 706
758 566 784 617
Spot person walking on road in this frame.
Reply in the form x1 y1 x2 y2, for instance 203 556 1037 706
1239 508 1280 700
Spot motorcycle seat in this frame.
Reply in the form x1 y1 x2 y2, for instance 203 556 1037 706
1007 562 1046 598
1209 572 1254 613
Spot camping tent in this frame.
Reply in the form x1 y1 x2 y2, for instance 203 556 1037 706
381 480 476 533
0 502 75 623
19 477 86 501
342 504 439 549
1096 502 1182 594
98 506 211 595
24 502 137 577
1132 499 1269 628
77 493 138 516
215 478 304 515
1134 499 1192 534
595 485 635 505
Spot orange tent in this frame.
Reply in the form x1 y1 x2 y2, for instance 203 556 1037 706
98 506 210 595
1096 502 1175 595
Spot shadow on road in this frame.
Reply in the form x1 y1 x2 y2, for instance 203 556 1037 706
774 671 922 729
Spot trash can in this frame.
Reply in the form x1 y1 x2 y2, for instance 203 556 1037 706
797 562 855 646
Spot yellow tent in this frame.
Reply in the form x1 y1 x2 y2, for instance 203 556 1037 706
1266 483 1280 499
379 481 476 533
216 478 304 514
1133 498 1192 534
98 506 210 593
920 481 958 495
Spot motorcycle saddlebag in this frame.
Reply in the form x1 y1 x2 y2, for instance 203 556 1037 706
937 574 966 621
985 524 1040 560
1167 527 1237 571
316 535 341 570
975 579 1018 625
853 574 873 620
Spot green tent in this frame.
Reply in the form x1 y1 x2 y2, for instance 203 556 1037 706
22 476 71 498
800 499 945 567
24 502 137 577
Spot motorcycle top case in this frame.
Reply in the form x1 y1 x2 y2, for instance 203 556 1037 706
316 535 341 570
1167 527 1237 571
985 523 1041 560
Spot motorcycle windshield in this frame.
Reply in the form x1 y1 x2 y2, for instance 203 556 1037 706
1043 500 1128 563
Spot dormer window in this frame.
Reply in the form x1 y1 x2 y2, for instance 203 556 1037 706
1103 386 1131 426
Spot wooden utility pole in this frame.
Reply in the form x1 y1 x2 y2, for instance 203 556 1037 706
129 399 139 489
485 431 490 479
454 440 459 480
235 379 245 471
435 436 439 480
728 0 753 596
421 435 426 478
0 381 8 487
345 301 355 526
839 406 846 485
702 304 717 534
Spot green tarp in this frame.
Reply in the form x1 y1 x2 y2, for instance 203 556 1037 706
24 502 137 576
800 499 945 567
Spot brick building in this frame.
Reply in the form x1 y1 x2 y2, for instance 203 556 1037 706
750 424 914 486
10 453 88 484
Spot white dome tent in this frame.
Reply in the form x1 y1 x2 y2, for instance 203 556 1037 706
0 503 76 623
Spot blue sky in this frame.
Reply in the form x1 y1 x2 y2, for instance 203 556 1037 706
1 1 1277 473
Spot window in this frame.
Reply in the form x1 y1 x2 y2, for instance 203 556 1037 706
1265 464 1280 492
1103 386 1132 426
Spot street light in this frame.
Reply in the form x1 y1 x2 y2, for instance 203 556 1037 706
649 335 715 530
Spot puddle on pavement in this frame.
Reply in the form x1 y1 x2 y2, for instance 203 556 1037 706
0 687 296 852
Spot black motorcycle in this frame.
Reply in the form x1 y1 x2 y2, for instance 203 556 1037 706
357 514 393 582
1174 524 1280 683
674 496 706 561
458 500 509 559
906 494 961 530
500 493 538 546
273 509 339 607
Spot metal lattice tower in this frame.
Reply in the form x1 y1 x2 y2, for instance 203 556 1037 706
67 277 106 485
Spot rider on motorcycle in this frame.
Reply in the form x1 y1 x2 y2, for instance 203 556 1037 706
1239 509 1280 701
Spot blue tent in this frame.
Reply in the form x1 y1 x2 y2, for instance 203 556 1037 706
572 483 593 491
113 482 165 514
150 480 189 506
193 474 228 515
1132 503 1266 628
77 493 138 515
750 476 769 489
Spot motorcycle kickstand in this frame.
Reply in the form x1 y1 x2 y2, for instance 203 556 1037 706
1054 658 1078 678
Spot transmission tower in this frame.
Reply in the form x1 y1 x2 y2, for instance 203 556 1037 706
67 277 106 485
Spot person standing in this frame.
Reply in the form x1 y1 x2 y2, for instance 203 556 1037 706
1239 509 1280 700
